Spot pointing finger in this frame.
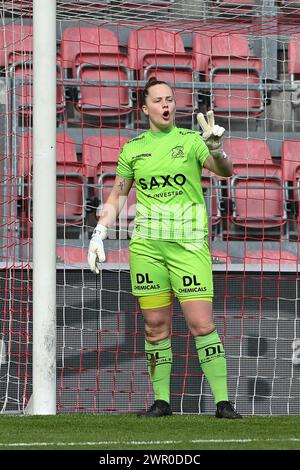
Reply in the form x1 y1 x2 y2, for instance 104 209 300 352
197 112 210 132
207 110 215 128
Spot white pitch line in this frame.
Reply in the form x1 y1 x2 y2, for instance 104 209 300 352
0 438 299 447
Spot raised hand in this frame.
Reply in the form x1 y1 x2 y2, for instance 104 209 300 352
197 110 225 159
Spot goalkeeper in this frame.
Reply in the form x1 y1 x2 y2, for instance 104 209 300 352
88 77 242 419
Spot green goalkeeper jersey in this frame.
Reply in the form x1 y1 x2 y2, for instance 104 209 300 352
116 126 210 241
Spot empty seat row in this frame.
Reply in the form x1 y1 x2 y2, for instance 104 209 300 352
18 132 84 226
5 25 300 122
0 25 269 119
16 132 300 239
0 25 64 114
17 133 136 234
57 25 266 119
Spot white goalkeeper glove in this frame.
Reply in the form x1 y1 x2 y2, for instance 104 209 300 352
197 110 225 159
88 223 108 274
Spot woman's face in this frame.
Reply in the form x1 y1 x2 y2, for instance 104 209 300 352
142 83 176 132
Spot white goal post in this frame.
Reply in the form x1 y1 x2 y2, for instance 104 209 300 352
31 0 57 415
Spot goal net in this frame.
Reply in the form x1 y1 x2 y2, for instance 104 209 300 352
0 0 300 415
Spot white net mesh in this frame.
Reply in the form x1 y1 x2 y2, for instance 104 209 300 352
0 0 300 415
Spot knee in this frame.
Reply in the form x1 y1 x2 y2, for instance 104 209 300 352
145 319 169 342
190 322 216 337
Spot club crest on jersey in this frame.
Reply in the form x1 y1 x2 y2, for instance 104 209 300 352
171 146 185 159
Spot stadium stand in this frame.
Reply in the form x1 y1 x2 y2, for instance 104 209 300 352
82 134 136 231
0 25 33 65
288 33 300 129
2 21 284 242
0 25 64 118
223 138 286 235
56 245 87 264
282 139 300 237
192 29 263 118
18 132 84 232
127 28 194 122
82 134 130 182
106 247 130 263
60 25 131 124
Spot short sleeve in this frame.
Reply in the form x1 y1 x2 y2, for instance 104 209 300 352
193 133 210 167
116 145 134 180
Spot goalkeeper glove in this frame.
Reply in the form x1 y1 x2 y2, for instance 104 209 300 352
88 223 108 274
197 110 225 159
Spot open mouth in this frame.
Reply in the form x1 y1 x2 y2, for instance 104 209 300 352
162 110 170 119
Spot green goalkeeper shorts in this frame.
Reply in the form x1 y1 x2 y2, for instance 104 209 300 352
129 237 213 300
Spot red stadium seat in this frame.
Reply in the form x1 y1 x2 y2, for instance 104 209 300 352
281 140 300 186
288 34 300 78
288 34 300 128
106 248 130 263
0 25 64 116
193 30 263 117
282 140 300 177
82 134 130 181
127 28 194 119
0 25 33 65
61 26 131 120
56 246 87 265
18 132 84 226
82 134 136 232
223 139 286 232
282 140 300 236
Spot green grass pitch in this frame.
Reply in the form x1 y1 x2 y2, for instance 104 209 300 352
0 414 299 450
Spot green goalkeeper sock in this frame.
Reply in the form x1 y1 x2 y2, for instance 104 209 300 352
145 337 172 404
195 330 228 404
